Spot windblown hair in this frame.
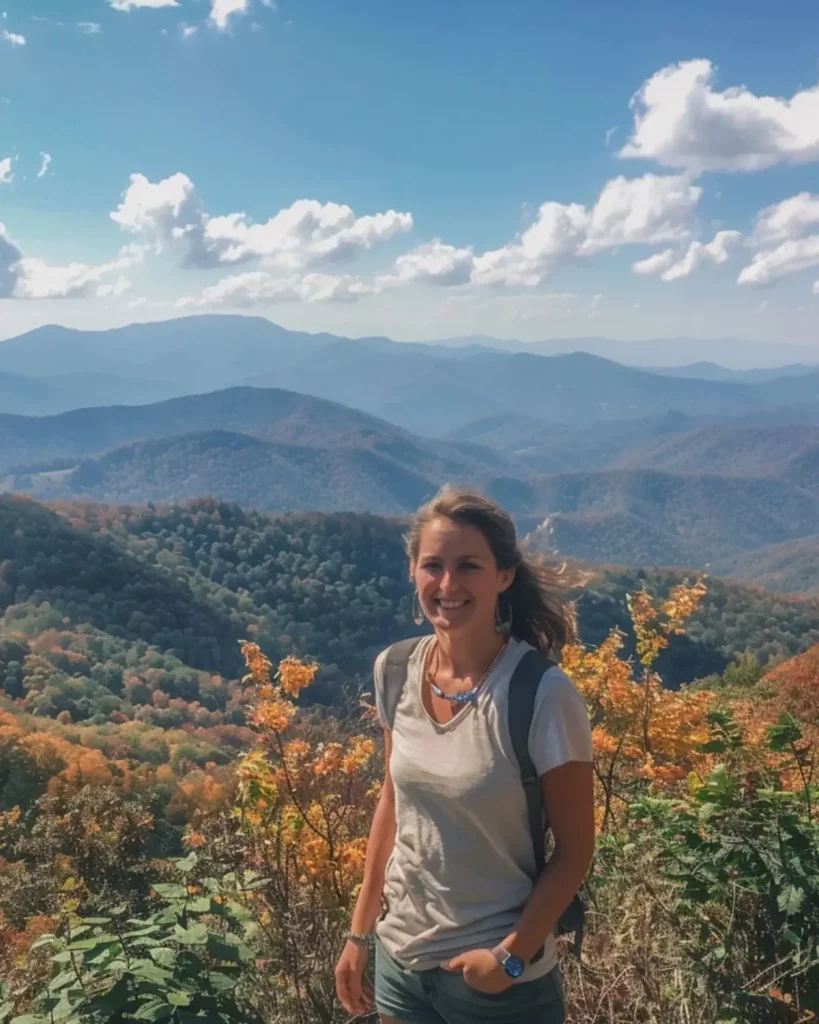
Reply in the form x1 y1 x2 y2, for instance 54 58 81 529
405 485 578 656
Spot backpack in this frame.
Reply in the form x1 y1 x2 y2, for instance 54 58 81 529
381 638 585 960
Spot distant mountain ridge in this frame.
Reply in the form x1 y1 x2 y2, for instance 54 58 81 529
1 316 818 429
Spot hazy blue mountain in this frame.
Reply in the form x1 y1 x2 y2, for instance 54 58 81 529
650 361 819 383
0 385 515 482
436 334 819 369
252 345 771 434
0 368 185 416
3 316 819 429
610 424 819 487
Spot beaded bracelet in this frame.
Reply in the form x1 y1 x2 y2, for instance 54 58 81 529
347 932 376 947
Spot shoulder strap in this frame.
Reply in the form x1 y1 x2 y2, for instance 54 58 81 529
507 649 554 877
508 649 586 960
380 637 426 728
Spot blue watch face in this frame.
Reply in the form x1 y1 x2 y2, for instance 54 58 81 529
503 954 525 979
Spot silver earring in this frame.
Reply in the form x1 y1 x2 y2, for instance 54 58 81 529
412 591 425 626
495 595 513 634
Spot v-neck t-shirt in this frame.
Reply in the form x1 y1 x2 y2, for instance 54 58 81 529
373 635 593 979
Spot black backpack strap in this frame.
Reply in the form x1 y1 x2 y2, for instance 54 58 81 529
508 650 554 876
508 649 585 960
379 637 426 728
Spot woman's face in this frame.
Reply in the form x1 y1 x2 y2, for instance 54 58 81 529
412 517 514 638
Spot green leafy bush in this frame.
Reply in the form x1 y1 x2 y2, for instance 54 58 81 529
1 854 264 1024
634 712 819 1021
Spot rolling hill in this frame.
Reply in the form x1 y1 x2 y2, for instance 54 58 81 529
2 316 818 432
0 385 512 481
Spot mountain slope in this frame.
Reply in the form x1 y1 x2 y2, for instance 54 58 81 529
713 536 819 596
20 430 442 514
0 385 512 481
611 425 819 488
514 469 819 564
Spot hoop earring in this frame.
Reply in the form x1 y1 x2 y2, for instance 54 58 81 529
412 591 425 626
495 594 513 634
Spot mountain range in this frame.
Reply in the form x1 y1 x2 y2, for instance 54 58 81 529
2 315 819 592
1 317 818 432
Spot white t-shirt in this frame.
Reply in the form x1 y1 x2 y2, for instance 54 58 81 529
373 634 593 980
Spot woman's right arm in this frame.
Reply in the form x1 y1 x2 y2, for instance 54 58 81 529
335 727 397 1016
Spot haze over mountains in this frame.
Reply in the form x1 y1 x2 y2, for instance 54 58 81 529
1 314 819 594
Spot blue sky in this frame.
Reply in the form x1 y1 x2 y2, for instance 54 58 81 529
1 0 819 345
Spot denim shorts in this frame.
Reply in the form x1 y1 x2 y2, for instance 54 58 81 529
374 938 565 1024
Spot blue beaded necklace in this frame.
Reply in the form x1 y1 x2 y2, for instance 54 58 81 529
427 639 509 705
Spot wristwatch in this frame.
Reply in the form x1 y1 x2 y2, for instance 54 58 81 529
491 945 525 979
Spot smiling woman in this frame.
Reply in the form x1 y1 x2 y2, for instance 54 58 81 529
335 485 595 1024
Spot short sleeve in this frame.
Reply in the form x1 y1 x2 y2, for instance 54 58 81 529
372 648 389 729
529 667 593 776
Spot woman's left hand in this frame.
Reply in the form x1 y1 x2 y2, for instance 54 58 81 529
441 949 513 994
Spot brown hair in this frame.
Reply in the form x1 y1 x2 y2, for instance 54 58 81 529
405 485 577 657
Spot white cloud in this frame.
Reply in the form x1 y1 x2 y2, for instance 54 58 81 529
78 22 103 34
378 241 474 288
12 246 142 300
740 191 819 287
96 275 133 298
581 174 701 252
209 0 249 30
751 192 819 245
37 152 52 179
0 223 24 297
633 249 675 276
0 223 143 300
470 173 700 287
633 230 742 282
621 59 819 174
588 293 603 319
181 23 198 37
738 236 819 287
2 28 25 46
178 270 372 308
0 157 12 184
813 281 819 295
112 172 413 271
108 0 179 10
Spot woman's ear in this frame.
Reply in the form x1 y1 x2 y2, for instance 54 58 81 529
498 569 515 594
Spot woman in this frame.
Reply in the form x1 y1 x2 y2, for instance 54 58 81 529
335 486 595 1024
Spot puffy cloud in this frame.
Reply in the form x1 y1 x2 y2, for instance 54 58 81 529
111 173 211 266
0 224 24 297
178 270 372 308
738 236 819 287
112 172 413 271
108 0 179 10
37 152 52 179
78 22 103 34
751 192 819 245
96 276 133 298
740 192 819 287
209 0 249 30
621 59 819 174
632 249 675 277
2 29 25 46
0 223 143 300
633 230 742 281
0 158 12 184
181 23 198 37
379 241 475 288
582 174 701 252
471 173 700 287
813 280 819 295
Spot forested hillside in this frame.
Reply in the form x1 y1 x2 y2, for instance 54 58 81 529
3 494 819 724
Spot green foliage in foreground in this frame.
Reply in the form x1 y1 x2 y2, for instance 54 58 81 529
1 854 264 1024
635 712 819 1021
